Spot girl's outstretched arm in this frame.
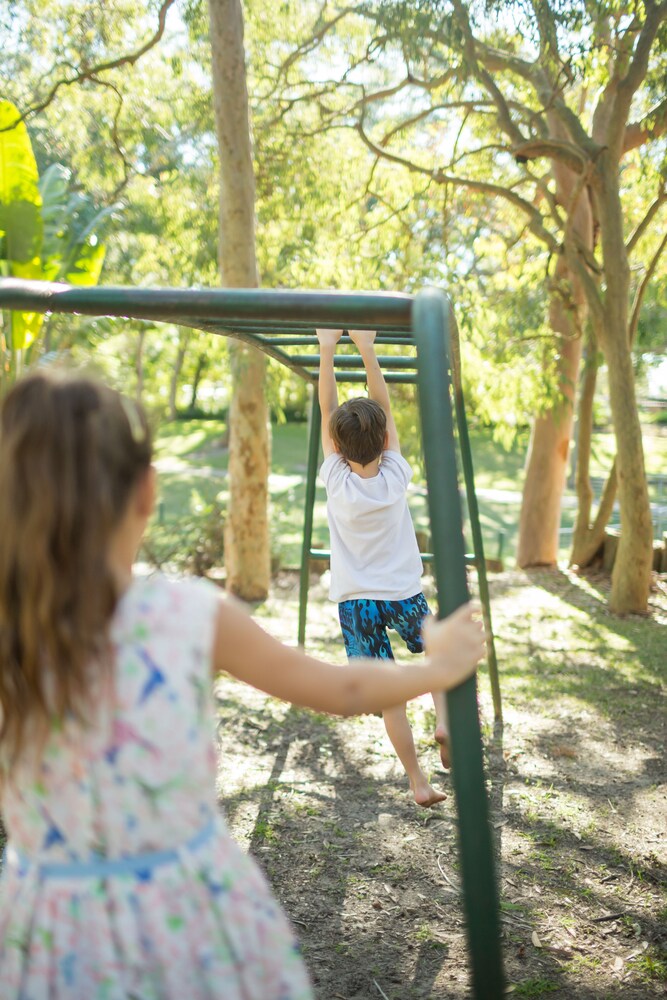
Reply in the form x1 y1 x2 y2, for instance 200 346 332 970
213 597 484 716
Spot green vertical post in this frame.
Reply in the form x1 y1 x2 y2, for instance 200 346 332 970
298 388 321 646
448 309 502 724
453 389 502 724
414 288 504 999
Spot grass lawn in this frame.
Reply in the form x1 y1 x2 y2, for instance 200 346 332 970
146 418 667 572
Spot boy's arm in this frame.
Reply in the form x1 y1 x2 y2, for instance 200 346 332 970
350 329 401 453
316 328 343 456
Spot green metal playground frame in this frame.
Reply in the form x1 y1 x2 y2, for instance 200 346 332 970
0 277 505 998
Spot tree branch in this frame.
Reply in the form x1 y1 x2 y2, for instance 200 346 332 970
562 240 604 327
626 185 667 255
1 0 178 129
352 67 459 112
512 137 592 174
478 36 595 153
610 2 667 152
623 96 667 152
86 76 132 198
379 102 513 148
620 2 667 99
629 231 667 344
450 0 527 147
355 118 558 251
263 4 358 100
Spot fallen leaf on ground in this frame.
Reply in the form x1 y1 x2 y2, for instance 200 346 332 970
552 746 578 759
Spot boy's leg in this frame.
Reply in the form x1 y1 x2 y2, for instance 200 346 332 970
340 597 446 808
433 692 451 769
381 704 446 807
386 593 451 770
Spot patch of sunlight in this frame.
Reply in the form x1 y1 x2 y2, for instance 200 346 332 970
217 763 269 796
225 801 260 852
154 455 226 478
492 585 569 617
568 618 634 653
269 473 304 493
215 757 273 826
154 428 214 458
507 785 601 836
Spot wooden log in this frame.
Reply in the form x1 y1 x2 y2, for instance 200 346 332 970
484 557 505 573
602 529 620 573
415 529 431 553
309 556 330 576
603 530 666 574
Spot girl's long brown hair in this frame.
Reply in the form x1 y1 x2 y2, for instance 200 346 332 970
0 371 152 771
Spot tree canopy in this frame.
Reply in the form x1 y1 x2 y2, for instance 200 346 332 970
1 0 665 609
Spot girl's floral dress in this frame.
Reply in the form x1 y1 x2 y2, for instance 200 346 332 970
0 574 313 999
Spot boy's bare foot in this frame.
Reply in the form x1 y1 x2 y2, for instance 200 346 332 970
411 777 447 808
435 726 451 769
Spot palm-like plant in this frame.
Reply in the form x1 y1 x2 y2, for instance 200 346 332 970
0 100 115 385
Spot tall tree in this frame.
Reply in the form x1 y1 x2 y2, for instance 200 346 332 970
208 0 270 600
263 0 667 612
517 126 593 571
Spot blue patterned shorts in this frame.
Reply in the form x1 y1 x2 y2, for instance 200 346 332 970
338 592 430 660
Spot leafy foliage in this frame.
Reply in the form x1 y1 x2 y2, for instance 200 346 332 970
0 99 43 349
2 1 665 588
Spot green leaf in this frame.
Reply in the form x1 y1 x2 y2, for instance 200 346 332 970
39 164 113 286
0 100 42 267
0 100 44 349
66 240 106 286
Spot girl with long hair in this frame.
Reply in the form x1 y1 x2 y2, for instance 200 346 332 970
0 370 484 999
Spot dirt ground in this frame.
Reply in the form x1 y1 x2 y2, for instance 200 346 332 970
216 567 666 1000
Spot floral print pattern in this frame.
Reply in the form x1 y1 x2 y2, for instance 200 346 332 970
0 574 312 999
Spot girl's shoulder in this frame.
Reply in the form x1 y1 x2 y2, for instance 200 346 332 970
113 572 222 636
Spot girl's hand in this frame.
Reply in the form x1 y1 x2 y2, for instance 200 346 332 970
316 328 343 348
422 602 486 690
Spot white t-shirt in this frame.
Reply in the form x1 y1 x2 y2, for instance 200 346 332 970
319 450 424 603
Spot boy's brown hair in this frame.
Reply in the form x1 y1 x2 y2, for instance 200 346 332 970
329 397 387 466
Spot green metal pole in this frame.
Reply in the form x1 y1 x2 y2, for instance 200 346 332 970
448 308 502 724
454 396 503 723
298 390 321 647
414 288 504 999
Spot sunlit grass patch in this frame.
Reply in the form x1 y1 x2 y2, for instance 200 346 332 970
153 418 227 460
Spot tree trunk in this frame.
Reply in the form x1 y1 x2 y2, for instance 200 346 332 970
517 129 592 568
571 338 597 548
189 352 208 410
604 330 652 611
517 316 582 566
168 328 190 420
570 336 619 567
135 329 145 403
593 156 653 613
208 0 270 600
569 306 628 567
